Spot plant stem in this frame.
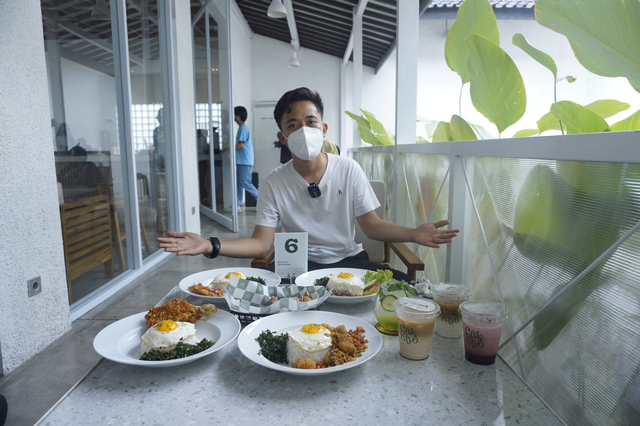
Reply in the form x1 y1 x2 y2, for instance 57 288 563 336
554 81 565 135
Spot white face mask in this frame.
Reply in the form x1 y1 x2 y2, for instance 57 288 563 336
283 126 324 161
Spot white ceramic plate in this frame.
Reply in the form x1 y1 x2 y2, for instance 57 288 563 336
237 311 382 376
93 310 241 367
179 268 282 300
294 268 376 305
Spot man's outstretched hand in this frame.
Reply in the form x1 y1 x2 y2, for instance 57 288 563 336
157 231 211 256
410 220 460 248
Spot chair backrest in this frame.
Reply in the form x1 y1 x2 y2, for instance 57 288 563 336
355 180 386 262
60 195 113 282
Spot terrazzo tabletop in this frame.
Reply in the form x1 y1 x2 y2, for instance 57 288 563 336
38 288 561 426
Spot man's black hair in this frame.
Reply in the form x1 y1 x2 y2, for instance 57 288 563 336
273 87 324 130
234 106 248 122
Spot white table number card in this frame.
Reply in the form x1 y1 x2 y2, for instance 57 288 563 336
274 232 308 281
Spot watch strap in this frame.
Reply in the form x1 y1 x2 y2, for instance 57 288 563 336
204 237 221 259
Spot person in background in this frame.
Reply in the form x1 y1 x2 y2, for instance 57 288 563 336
55 122 74 154
197 129 209 203
222 106 259 212
57 145 101 198
152 108 165 172
322 139 340 155
157 87 458 281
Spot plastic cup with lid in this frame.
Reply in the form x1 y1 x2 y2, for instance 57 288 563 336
432 283 472 338
394 297 441 360
459 301 507 366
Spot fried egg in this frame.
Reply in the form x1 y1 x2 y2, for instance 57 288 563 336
210 271 246 290
327 272 365 296
287 324 332 365
140 320 198 353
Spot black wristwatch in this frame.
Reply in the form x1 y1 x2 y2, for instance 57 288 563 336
204 237 221 259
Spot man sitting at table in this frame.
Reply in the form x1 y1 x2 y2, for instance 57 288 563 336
157 87 459 281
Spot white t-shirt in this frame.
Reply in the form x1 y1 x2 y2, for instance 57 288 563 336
255 153 380 263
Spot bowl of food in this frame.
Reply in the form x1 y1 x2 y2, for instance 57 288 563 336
295 268 394 305
237 311 382 375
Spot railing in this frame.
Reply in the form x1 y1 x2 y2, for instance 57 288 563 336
351 130 640 426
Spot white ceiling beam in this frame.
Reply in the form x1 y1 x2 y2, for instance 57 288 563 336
283 0 299 50
341 0 368 64
44 16 144 66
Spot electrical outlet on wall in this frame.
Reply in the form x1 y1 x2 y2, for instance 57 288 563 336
28 276 42 297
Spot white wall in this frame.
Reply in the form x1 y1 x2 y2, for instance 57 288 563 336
60 58 118 152
0 0 71 375
250 34 342 145
231 10 252 116
364 19 640 139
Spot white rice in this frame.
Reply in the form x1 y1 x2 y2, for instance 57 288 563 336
287 338 330 366
139 335 199 355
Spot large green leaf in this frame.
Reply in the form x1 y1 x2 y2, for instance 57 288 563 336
537 111 562 133
449 115 477 141
584 99 630 119
550 101 610 134
376 134 395 146
512 33 557 79
536 0 640 93
610 109 640 131
513 129 539 138
469 122 495 140
465 35 527 135
359 124 378 146
345 110 370 130
445 0 500 84
421 120 440 140
361 109 391 139
432 121 452 142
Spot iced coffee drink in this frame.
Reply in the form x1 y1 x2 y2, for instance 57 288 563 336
459 301 507 365
395 298 440 360
432 283 471 338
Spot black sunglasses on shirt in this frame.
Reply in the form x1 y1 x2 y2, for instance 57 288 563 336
307 183 321 198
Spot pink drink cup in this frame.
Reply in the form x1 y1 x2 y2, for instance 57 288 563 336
459 301 507 366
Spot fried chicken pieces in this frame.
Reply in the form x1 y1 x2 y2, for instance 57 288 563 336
144 298 217 328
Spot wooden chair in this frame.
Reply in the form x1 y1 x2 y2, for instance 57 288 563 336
60 195 114 303
251 180 424 280
97 182 152 270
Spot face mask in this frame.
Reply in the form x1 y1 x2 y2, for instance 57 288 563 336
283 126 324 161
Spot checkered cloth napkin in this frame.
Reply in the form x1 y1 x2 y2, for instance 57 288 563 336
224 276 331 314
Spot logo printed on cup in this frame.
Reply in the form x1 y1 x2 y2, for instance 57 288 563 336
464 326 485 348
399 324 419 345
440 306 460 325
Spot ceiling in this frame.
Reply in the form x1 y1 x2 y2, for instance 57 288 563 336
41 0 535 78
41 0 163 76
234 0 404 69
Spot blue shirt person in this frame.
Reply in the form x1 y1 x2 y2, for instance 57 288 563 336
222 106 259 211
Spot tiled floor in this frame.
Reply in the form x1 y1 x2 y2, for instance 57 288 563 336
0 209 257 426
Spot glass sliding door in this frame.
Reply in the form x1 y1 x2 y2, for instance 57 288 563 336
42 0 130 304
126 0 176 257
191 0 236 231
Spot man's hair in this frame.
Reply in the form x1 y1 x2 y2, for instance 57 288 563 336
273 87 324 130
234 106 248 122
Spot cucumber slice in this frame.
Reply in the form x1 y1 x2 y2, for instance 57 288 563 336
381 295 397 311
